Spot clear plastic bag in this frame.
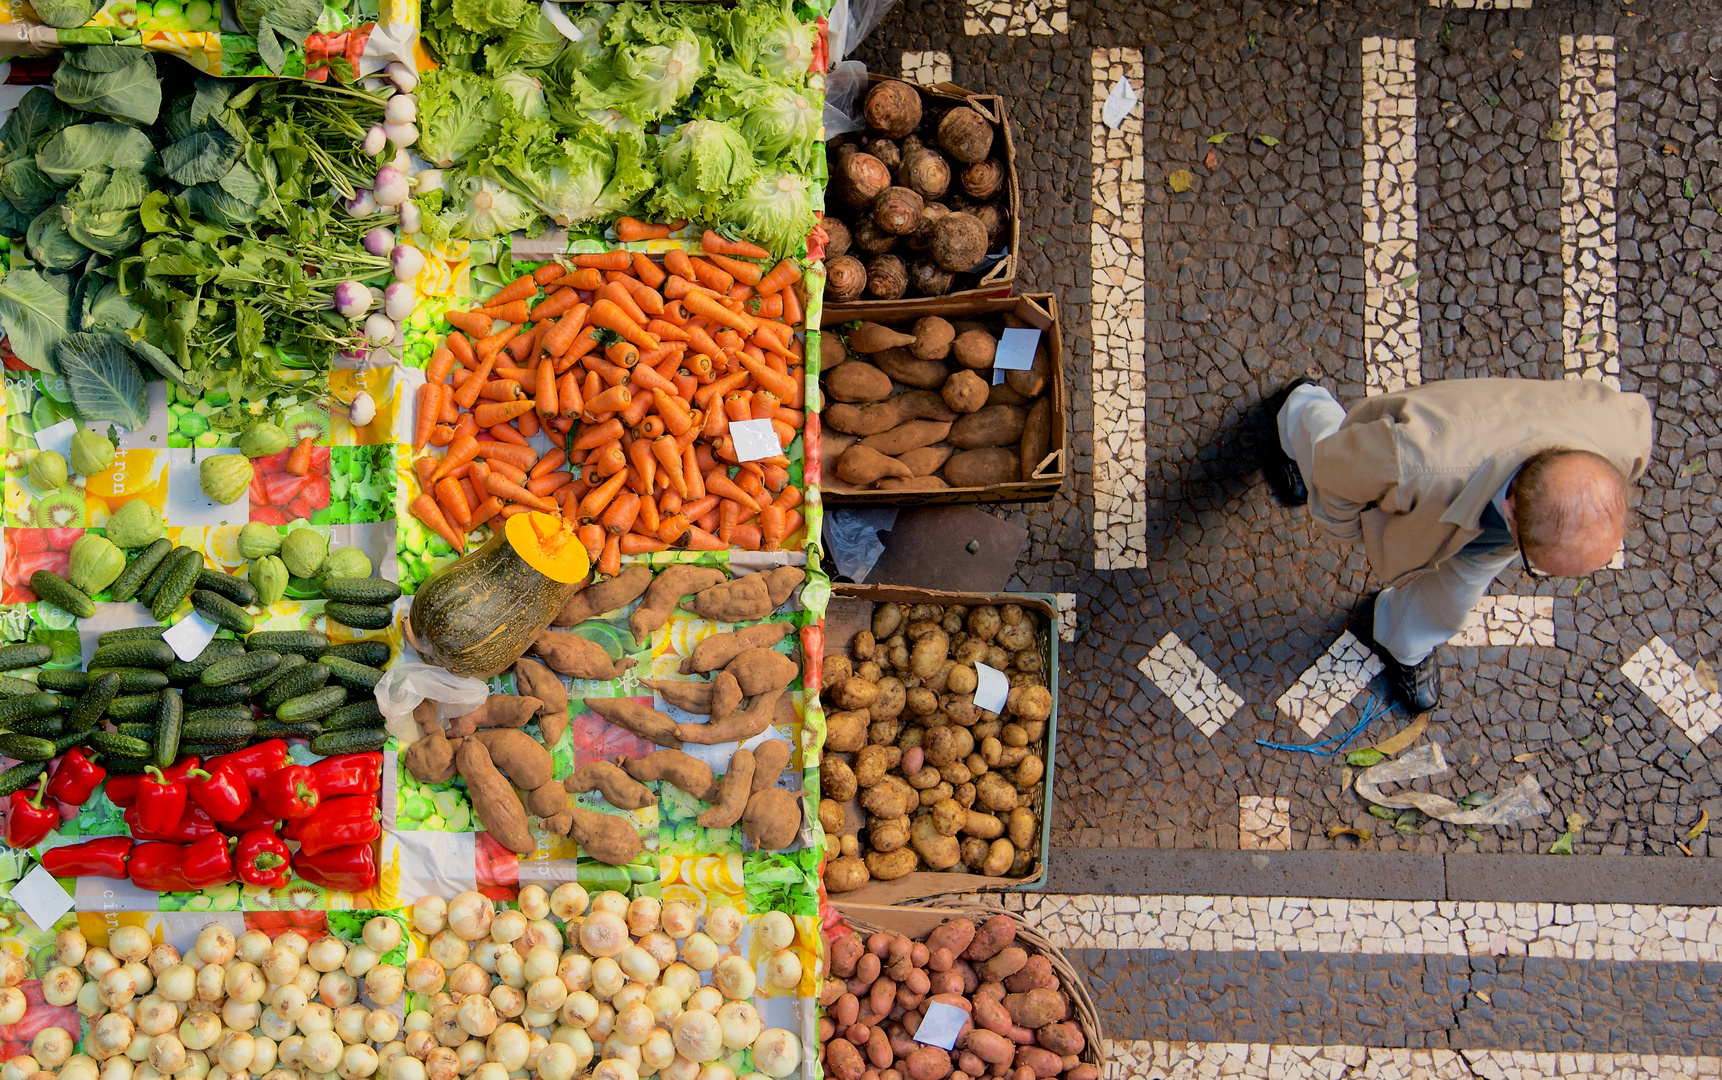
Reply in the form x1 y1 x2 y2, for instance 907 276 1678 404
829 0 899 61
1353 743 1552 826
376 662 490 745
823 60 870 138
823 508 898 581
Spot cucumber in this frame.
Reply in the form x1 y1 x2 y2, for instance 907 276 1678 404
52 730 91 754
0 675 40 697
186 681 253 707
35 669 89 692
102 756 152 775
0 693 65 724
91 639 176 670
322 656 385 693
67 672 120 732
88 731 152 758
261 664 330 713
107 693 162 722
248 653 308 696
165 639 247 682
117 722 156 742
0 644 53 671
323 603 393 631
196 569 259 608
154 688 182 768
309 728 388 755
320 578 403 605
97 625 169 647
87 669 171 693
111 539 174 603
0 760 45 796
182 715 256 743
321 699 383 733
0 733 58 760
277 686 347 722
202 651 280 687
30 571 94 619
136 547 184 606
151 548 204 623
186 705 255 726
245 630 330 658
320 641 392 668
10 715 65 737
191 590 255 635
255 721 324 740
178 742 250 757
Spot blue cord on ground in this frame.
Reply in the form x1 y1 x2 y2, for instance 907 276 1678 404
1255 694 1397 755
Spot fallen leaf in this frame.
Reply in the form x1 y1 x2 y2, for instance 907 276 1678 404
1167 169 1194 193
1370 716 1428 757
1547 122 1567 142
1579 733 1600 748
1327 825 1373 842
1207 131 1236 144
1470 753 1480 766
1464 826 1484 842
1204 150 1218 170
1395 822 1422 836
1367 805 1399 821
1460 791 1492 809
1400 269 1420 290
1395 809 1422 832
1346 748 1386 768
1576 331 1598 345
1705 248 1715 260
1255 134 1281 147
1511 48 1524 59
1513 751 1541 763
1697 658 1718 694
1574 580 1588 596
1686 810 1710 839
1686 178 1697 199
1549 832 1575 855
1665 142 1680 155
1566 812 1588 832
1684 459 1709 479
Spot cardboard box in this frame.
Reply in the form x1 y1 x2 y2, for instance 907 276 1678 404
821 585 1057 904
827 75 1019 310
819 292 1065 505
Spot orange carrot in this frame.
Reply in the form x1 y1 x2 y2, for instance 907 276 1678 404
595 282 649 327
619 534 670 555
588 443 628 476
703 469 758 511
287 438 314 477
664 248 697 281
474 324 521 363
445 309 492 338
452 414 478 443
527 471 573 497
518 409 542 440
488 458 528 485
574 251 633 272
706 252 761 286
575 523 604 560
446 330 477 369
683 526 726 551
680 444 706 501
414 384 440 450
487 422 530 447
432 435 481 482
412 494 465 553
749 390 781 420
533 262 567 285
535 359 559 419
778 284 802 328
556 371 584 418
473 441 537 470
435 477 472 528
506 322 543 363
615 217 673 242
612 275 666 316
486 274 539 307
467 496 503 530
474 398 536 428
413 455 438 490
759 504 788 551
688 257 734 294
440 392 460 425
701 231 770 260
595 532 619 576
560 327 605 368
604 337 640 369
482 472 557 513
478 379 525 402
646 318 691 343
632 251 667 289
696 369 750 410
529 448 567 480
625 439 656 494
724 391 752 423
600 490 641 534
573 418 625 451
481 299 532 324
683 290 757 336
529 288 582 322
429 425 455 448
652 389 694 437
737 352 798 401
748 293 784 320
579 469 629 522
582 384 632 416
756 258 803 296
682 494 720 522
428 348 456 383
652 437 687 498
543 308 586 358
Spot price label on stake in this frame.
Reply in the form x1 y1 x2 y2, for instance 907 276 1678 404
163 610 220 662
913 1001 970 1050
13 863 73 930
973 661 1010 714
729 418 781 463
992 327 1040 383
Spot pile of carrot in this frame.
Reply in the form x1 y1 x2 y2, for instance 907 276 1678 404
408 228 809 574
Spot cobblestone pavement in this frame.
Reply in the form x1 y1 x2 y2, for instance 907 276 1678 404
851 1 1722 862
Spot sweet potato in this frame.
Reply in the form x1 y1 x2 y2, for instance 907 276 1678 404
1018 397 1052 480
872 348 950 390
403 725 459 784
824 431 860 464
623 749 718 802
721 648 798 695
878 476 950 491
677 688 782 745
826 391 956 436
511 658 570 745
751 738 793 791
473 728 555 790
763 566 804 606
942 370 989 414
826 856 870 893
911 316 955 360
541 809 574 835
629 565 727 645
942 448 1020 488
533 630 637 680
680 620 795 673
742 786 802 849
848 322 916 353
447 695 542 738
962 916 1015 962
554 564 651 626
1000 989 1064 1029
893 446 952 478
641 678 713 713
1006 350 1049 399
987 381 1031 407
709 671 744 723
697 749 754 827
566 806 643 865
952 330 996 370
527 780 568 818
583 697 682 747
563 761 655 810
838 445 914 485
456 739 535 854
859 420 952 457
683 573 773 622
825 363 894 403
826 708 870 752
950 406 1027 449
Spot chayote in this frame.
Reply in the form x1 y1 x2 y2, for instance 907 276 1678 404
238 421 291 459
239 522 283 559
249 555 288 606
280 528 327 579
69 533 125 596
322 546 372 580
200 454 253 505
105 499 163 549
69 430 114 477
28 450 67 491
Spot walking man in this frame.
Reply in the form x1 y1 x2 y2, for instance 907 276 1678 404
1258 377 1654 713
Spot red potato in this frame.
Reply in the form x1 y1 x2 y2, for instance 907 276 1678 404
1001 989 1067 1029
954 961 980 994
929 993 972 1012
898 984 926 1011
861 1072 879 1080
972 996 1012 1035
953 1073 973 1080
826 1040 865 1080
1010 1069 1035 1080
989 1063 1011 1078
867 1028 893 1069
977 981 1006 1002
888 1024 918 1060
850 976 877 997
1012 1047 1061 1080
882 1070 902 1080
1068 1066 1100 1080
929 948 954 973
957 1052 985 1076
870 977 898 1016
820 1018 837 1042
926 920 976 958
889 955 916 982
1061 1056 1081 1071
905 1048 954 1080
903 969 932 996
857 953 883 984
823 979 849 1007
963 916 1017 962
835 994 861 1027
889 936 914 963
869 933 896 958
1035 1022 1084 1057
930 971 963 997
833 935 866 977
1003 956 1054 993
964 1030 1015 1066
846 1024 871 1044
911 943 931 967
982 947 1028 982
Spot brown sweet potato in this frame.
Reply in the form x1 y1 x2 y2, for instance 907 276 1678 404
897 445 954 477
682 573 773 622
511 658 569 746
446 695 542 738
873 348 950 390
583 697 682 748
567 806 642 865
741 786 803 849
825 363 893 404
473 728 554 790
681 619 795 673
641 677 713 713
455 739 535 854
724 648 799 695
1019 398 1052 480
952 330 997 370
677 688 782 745
623 749 719 802
630 565 726 645
826 392 957 437
838 445 914 486
533 630 637 680
554 565 651 627
824 431 860 464
859 420 952 457
1005 350 1048 399
763 566 804 606
911 316 955 360
751 739 793 792
541 809 574 835
987 381 1031 407
877 476 950 492
942 448 1020 488
848 322 916 353
403 726 459 784
821 332 849 372
527 780 567 818
562 761 655 810
826 708 869 752
950 406 1027 450
942 370 988 414
709 670 744 724
697 749 754 827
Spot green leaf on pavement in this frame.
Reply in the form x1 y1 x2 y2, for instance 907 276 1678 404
1167 169 1194 193
1549 832 1575 855
1207 132 1236 144
1346 748 1386 767
1367 805 1398 821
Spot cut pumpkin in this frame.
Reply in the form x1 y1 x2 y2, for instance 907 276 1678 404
506 512 589 584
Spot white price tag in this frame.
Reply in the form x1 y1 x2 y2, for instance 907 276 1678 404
973 661 1010 715
912 1001 969 1050
1103 75 1139 129
163 611 220 662
14 863 74 930
34 419 78 466
729 419 781 463
991 327 1040 383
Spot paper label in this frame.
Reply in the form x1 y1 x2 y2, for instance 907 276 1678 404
729 418 781 463
973 661 1010 715
913 1001 969 1050
163 611 220 662
34 418 77 465
14 863 74 931
1103 75 1139 129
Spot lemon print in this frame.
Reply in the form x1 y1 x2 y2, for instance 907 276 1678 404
660 884 705 916
85 497 111 528
6 484 31 521
202 526 244 567
90 450 166 498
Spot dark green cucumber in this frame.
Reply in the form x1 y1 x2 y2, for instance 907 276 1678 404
0 675 40 697
67 673 120 732
261 664 330 713
116 722 155 742
245 630 329 658
202 651 280 687
91 640 176 670
86 669 171 693
154 688 182 768
102 756 152 775
52 730 91 753
320 578 403 605
321 699 382 732
278 686 347 722
320 641 391 668
88 731 151 758
151 548 204 622
164 639 247 682
10 715 64 737
309 728 387 755
0 693 65 724
0 644 52 672
182 715 256 742
107 693 161 721
178 741 249 756
248 653 308 695
186 705 255 725
255 721 324 740
195 569 259 608
186 681 252 707
321 656 384 692
97 625 168 646
30 571 94 619
0 733 57 760
191 590 254 634
35 669 88 693
136 547 183 606
111 539 174 603
0 760 46 795
323 603 393 631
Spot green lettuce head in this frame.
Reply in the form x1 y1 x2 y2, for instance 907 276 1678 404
651 119 756 224
722 170 817 260
416 67 502 169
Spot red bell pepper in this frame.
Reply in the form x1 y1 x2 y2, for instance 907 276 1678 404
295 798 380 857
208 740 290 791
128 842 195 891
134 767 189 835
45 749 105 806
284 794 375 841
308 753 381 799
106 757 199 808
235 828 292 889
5 777 56 849
293 842 376 892
184 763 251 824
220 798 281 836
42 837 132 878
124 802 218 843
183 832 234 889
258 764 319 821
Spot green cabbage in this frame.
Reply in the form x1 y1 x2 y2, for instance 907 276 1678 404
492 129 651 229
496 71 549 120
483 9 567 72
721 170 816 259
701 60 818 168
443 175 541 240
650 119 755 223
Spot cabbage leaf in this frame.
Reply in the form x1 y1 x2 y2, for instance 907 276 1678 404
52 47 161 124
0 268 72 373
37 123 156 184
417 67 503 168
55 331 148 431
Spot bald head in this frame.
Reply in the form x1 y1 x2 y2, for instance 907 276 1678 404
1504 449 1628 577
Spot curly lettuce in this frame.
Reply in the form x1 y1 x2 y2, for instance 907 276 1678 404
650 118 755 223
722 0 815 82
416 67 503 168
597 4 709 123
721 170 816 259
701 60 819 169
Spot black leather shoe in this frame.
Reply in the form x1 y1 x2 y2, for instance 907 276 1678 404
1257 377 1316 506
1350 593 1441 714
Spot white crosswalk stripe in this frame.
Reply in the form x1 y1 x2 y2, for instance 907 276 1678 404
1361 38 1421 396
1559 35 1620 387
1138 633 1245 738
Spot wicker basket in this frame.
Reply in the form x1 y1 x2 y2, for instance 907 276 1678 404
832 902 1108 1076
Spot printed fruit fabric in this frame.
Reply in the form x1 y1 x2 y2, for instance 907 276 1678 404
0 983 81 1060
249 445 332 526
3 527 81 604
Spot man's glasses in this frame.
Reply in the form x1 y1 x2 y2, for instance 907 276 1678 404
1518 531 1546 579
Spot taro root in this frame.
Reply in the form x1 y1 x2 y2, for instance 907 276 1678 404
867 254 909 300
852 217 900 256
864 80 923 139
961 160 1005 200
824 217 853 259
909 258 955 297
827 255 868 303
972 202 1009 248
931 212 989 272
841 152 892 208
865 136 903 172
899 147 951 201
909 202 951 252
938 106 995 163
874 186 925 236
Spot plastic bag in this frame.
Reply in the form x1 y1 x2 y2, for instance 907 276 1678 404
823 508 898 581
828 0 898 62
823 60 870 138
1354 743 1552 826
376 662 490 745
